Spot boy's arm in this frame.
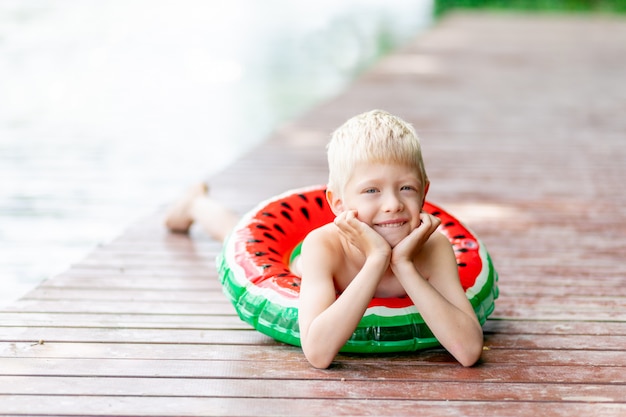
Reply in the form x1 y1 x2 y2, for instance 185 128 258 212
392 231 484 367
298 228 389 369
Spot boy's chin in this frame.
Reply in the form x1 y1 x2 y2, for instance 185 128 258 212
379 230 410 248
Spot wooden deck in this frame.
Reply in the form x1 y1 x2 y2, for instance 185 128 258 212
2 12 626 416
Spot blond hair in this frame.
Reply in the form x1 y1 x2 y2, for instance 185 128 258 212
326 109 428 193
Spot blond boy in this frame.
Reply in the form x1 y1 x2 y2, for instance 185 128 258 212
165 110 483 369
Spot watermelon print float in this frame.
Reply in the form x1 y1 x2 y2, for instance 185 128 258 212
217 185 499 353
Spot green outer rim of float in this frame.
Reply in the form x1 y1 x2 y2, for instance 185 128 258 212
217 221 499 354
218 237 301 346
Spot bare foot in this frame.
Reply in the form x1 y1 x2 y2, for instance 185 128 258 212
164 183 208 233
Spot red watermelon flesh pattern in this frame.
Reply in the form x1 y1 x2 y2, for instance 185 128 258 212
234 187 483 301
423 202 483 291
233 189 333 299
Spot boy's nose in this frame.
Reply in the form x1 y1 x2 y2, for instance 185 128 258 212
383 193 403 212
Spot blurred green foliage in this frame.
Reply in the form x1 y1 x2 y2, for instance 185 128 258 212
435 0 626 16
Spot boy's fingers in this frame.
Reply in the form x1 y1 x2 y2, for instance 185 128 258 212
420 212 441 231
419 212 432 230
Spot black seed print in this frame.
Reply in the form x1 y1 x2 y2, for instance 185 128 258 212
457 248 469 253
261 264 272 269
444 221 455 227
301 207 310 220
457 262 467 267
254 251 268 256
273 224 286 235
431 211 441 216
269 247 280 256
281 210 293 222
277 273 288 277
261 212 276 218
291 282 300 287
247 239 262 243
315 196 324 209
298 193 308 202
263 232 277 241
454 235 466 239
256 224 271 231
281 202 293 211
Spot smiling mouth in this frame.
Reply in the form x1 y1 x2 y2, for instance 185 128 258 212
375 221 407 228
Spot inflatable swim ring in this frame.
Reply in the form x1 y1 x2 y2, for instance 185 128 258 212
217 185 498 353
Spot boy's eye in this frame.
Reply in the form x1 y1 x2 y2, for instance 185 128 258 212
401 185 416 191
364 188 378 194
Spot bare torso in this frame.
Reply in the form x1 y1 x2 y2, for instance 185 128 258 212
319 223 410 298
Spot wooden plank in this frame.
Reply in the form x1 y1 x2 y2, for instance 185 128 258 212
12 298 626 322
0 327 269 344
1 314 624 334
2 326 625 350
497 284 626 298
56 264 218 277
2 299 236 315
482 320 626 336
0 377 624 403
0 313 244 328
491 307 626 322
2 342 625 367
1 358 625 386
38 274 626 297
0 396 622 417
38 276 218 291
22 288 227 303
21 289 624 313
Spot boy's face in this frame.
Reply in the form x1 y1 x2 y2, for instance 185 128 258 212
329 161 428 247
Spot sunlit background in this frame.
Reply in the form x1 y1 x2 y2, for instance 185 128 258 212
0 0 434 306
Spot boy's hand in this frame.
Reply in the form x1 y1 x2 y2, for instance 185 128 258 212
391 212 441 267
334 210 391 259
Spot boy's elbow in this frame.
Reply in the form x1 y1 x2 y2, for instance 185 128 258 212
448 326 483 367
457 344 482 367
302 340 336 369
456 335 484 367
308 356 334 369
303 347 335 369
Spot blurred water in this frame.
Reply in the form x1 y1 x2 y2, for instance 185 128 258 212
0 0 433 306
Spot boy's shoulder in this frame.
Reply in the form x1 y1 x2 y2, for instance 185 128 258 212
303 222 339 246
301 222 346 274
302 222 347 258
419 230 454 260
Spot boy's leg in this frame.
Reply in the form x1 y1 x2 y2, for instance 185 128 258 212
164 183 239 242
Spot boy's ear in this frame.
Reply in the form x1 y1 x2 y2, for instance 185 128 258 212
326 188 345 216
